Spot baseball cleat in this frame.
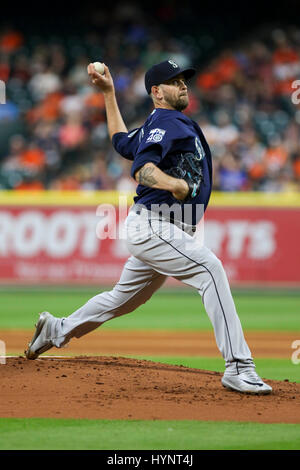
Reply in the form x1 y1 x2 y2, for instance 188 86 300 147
221 369 272 395
25 311 54 360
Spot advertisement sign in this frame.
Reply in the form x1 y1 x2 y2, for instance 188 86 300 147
0 202 299 285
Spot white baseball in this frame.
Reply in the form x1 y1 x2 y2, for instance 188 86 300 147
93 62 105 75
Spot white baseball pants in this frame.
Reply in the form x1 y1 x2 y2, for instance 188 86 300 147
51 207 254 372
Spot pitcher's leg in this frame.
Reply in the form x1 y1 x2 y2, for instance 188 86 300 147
128 216 253 371
51 256 166 348
193 248 253 372
159 247 253 371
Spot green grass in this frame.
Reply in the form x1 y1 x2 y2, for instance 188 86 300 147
0 287 299 332
1 418 300 450
1 288 299 452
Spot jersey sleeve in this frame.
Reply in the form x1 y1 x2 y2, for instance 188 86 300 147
130 145 162 178
112 129 140 161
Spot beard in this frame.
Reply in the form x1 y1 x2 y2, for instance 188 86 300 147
165 93 189 111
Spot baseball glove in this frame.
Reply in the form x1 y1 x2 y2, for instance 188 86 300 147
165 152 203 202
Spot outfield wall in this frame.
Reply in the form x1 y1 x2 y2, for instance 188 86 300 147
0 190 299 287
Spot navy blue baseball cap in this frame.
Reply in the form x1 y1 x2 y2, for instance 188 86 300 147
145 59 196 94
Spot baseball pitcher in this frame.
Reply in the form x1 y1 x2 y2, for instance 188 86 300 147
25 59 272 394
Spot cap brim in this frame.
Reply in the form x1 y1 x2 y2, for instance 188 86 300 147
146 66 196 94
181 67 196 80
164 67 196 83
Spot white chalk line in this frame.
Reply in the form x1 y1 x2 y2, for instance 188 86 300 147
5 355 70 359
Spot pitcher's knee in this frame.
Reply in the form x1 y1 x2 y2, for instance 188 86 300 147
205 252 224 274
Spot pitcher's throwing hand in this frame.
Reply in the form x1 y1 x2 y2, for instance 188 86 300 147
87 62 114 94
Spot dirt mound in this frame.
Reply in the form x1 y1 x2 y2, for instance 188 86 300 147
1 356 299 423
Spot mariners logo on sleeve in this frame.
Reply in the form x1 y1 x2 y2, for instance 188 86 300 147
146 128 166 143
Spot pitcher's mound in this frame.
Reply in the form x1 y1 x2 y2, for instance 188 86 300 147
1 356 299 423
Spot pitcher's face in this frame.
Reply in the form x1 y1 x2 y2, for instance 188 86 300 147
159 74 189 111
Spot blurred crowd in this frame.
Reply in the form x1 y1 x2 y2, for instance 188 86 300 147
0 3 300 192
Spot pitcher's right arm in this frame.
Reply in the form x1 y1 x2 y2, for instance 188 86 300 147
87 63 127 140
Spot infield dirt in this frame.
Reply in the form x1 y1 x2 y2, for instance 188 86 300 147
1 355 300 423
